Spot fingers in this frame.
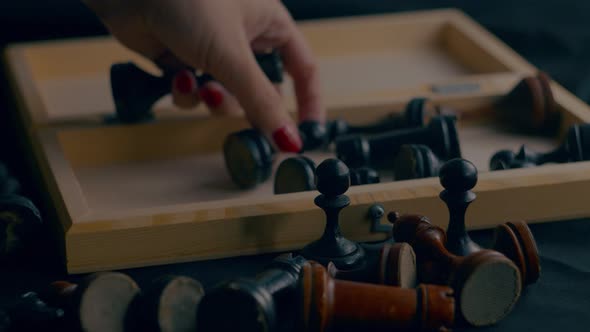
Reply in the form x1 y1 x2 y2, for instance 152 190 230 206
279 22 325 124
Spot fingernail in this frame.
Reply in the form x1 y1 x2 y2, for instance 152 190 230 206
173 70 196 94
199 86 224 108
272 125 303 153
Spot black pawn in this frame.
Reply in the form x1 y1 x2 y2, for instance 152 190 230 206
393 144 442 180
223 129 275 189
439 158 482 256
298 121 328 151
300 159 365 269
350 167 380 186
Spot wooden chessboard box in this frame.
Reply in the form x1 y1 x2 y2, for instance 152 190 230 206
4 9 590 273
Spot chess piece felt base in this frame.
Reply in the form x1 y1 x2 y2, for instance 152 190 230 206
393 144 441 180
298 261 455 332
493 221 541 285
126 276 204 332
223 129 275 189
328 242 417 288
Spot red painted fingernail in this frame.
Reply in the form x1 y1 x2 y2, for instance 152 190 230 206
173 70 196 94
198 87 224 108
272 125 303 153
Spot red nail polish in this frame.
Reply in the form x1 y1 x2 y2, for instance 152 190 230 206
173 70 196 94
272 125 303 153
199 87 223 108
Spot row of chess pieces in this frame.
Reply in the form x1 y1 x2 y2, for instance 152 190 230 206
107 59 589 191
0 157 540 332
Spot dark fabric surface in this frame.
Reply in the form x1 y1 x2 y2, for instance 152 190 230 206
1 1 590 331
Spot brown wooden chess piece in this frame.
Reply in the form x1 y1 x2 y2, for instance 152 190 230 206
439 158 541 285
126 275 204 332
298 261 455 332
389 212 521 327
44 272 140 332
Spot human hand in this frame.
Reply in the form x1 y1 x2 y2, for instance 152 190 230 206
84 0 324 152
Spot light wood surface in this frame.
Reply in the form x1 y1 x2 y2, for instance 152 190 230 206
4 9 590 273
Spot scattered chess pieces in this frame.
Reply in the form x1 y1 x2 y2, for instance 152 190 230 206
389 212 521 327
299 159 365 270
197 254 306 332
126 275 204 332
439 159 542 285
274 156 380 194
0 194 42 258
490 123 590 170
298 261 455 332
110 50 283 124
336 115 461 169
45 272 140 332
393 144 442 180
459 72 559 135
327 242 417 288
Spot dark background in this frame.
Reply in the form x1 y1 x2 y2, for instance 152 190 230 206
1 1 590 331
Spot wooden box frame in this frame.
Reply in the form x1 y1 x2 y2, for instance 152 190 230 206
4 9 590 273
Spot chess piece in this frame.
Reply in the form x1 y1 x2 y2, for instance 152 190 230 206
0 291 65 331
274 156 380 194
0 194 42 258
110 51 284 123
459 73 559 135
298 261 455 332
327 242 417 288
196 254 306 332
439 158 482 256
492 221 541 285
45 272 140 332
223 129 276 189
126 275 204 332
336 115 461 169
490 123 590 170
389 212 521 326
393 144 442 180
299 159 365 270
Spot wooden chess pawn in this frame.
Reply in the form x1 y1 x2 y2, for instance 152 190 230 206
126 275 204 332
440 159 541 285
389 212 521 326
274 156 379 194
298 261 455 332
393 144 442 180
196 254 307 332
327 242 417 288
335 115 461 169
490 123 590 170
299 159 365 270
110 51 283 124
43 272 140 332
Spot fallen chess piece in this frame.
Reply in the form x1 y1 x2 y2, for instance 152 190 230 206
490 123 590 170
392 144 442 180
126 275 204 332
390 212 521 327
274 156 379 194
110 51 283 123
336 115 461 170
197 254 306 332
44 272 140 332
439 158 541 285
298 261 455 332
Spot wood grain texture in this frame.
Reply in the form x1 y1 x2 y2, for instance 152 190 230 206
4 9 590 273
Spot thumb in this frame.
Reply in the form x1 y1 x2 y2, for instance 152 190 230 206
207 39 302 153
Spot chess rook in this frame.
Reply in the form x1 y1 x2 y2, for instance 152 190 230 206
389 213 521 327
328 243 417 288
197 254 307 332
274 156 380 195
490 123 590 170
393 144 442 180
336 115 461 169
299 261 455 332
299 159 365 270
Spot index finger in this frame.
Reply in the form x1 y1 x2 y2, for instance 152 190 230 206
280 23 325 124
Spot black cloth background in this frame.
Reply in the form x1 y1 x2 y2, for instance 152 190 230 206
1 1 590 331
